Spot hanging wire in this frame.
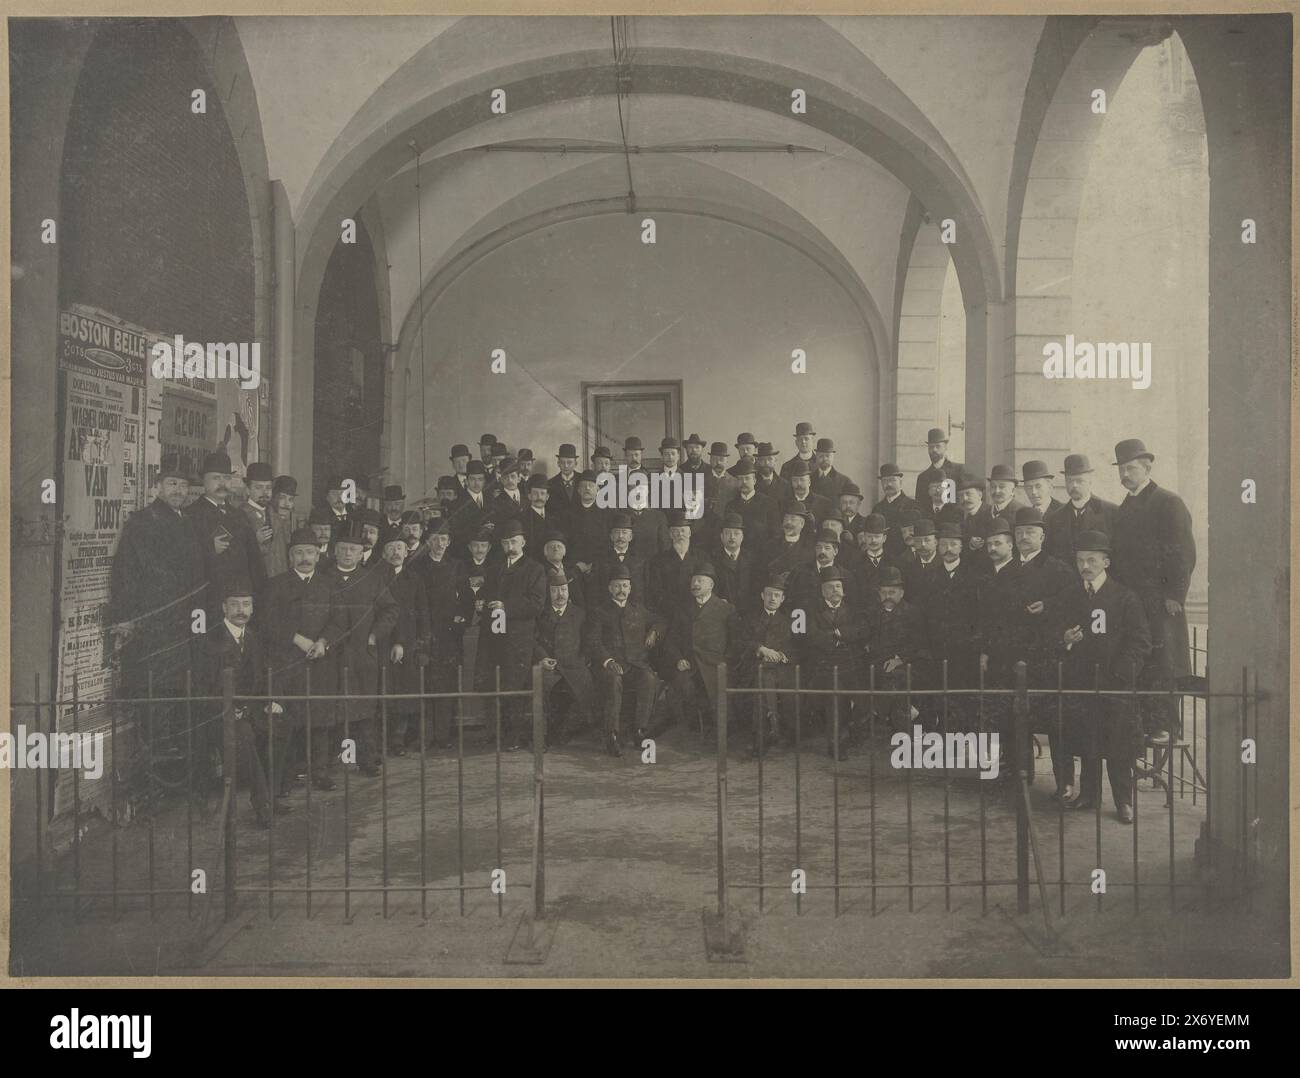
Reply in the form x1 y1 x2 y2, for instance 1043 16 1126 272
610 16 636 209
412 140 428 483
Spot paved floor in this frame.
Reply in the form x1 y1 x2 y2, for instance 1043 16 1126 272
8 719 1285 980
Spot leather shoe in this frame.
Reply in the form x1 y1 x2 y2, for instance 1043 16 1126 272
1117 804 1134 824
1068 797 1098 812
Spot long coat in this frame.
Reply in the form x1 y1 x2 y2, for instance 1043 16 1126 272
1053 574 1152 759
1045 495 1118 562
871 492 920 560
811 466 854 504
974 560 1024 684
374 564 427 698
479 553 547 691
533 602 595 713
417 554 470 672
662 593 743 709
263 568 334 726
730 490 780 555
587 598 664 672
710 546 760 618
647 545 707 620
321 562 399 724
109 497 205 693
926 558 981 687
185 495 268 621
1110 481 1196 680
914 458 964 506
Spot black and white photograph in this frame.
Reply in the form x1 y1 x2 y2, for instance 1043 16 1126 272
4 5 1293 994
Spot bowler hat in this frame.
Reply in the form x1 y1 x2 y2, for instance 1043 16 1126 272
544 529 568 545
450 444 471 459
877 566 904 588
692 563 717 582
400 510 422 525
289 526 319 548
755 442 779 458
356 508 382 527
158 455 189 482
819 566 845 583
731 457 755 476
607 563 632 582
437 475 460 490
558 444 577 458
793 422 816 437
623 436 643 451
593 446 613 459
1062 454 1094 476
1113 439 1154 466
221 578 255 600
842 483 863 499
721 512 745 531
479 433 496 446
957 473 985 493
575 470 597 485
815 528 840 546
987 464 1017 484
985 516 1013 538
526 474 549 489
735 432 758 447
787 459 811 478
763 575 788 592
307 506 334 526
272 474 298 496
899 507 922 526
334 519 367 546
547 567 574 587
863 513 887 534
517 448 534 462
466 461 487 476
491 443 508 458
878 462 904 478
245 462 273 482
383 484 405 501
937 521 963 540
201 450 233 476
912 518 936 538
709 441 730 457
1014 507 1046 528
609 513 633 530
1021 460 1053 483
815 438 835 453
684 433 706 447
666 509 689 528
1074 529 1111 554
660 436 681 451
497 458 520 477
925 428 948 444
471 526 494 543
498 519 525 540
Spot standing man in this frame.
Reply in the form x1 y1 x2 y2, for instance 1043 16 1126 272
547 443 581 522
1109 439 1196 743
780 422 817 479
240 462 278 575
1056 531 1152 822
482 519 548 749
839 482 866 534
711 512 759 618
515 449 536 481
521 474 552 558
266 475 299 578
703 441 738 520
986 464 1024 520
449 444 473 500
957 475 994 562
659 437 683 481
1021 460 1066 518
491 458 526 522
623 436 646 475
683 433 708 474
382 485 406 531
416 519 469 748
728 432 760 478
264 527 335 790
322 519 399 777
785 460 832 530
754 442 790 504
863 565 931 733
323 476 353 528
109 455 206 775
648 510 704 619
185 449 267 624
805 566 864 754
914 427 964 505
730 458 779 558
1045 454 1118 562
872 462 919 561
811 438 853 503
591 445 614 478
448 461 495 558
929 521 981 729
375 535 425 756
974 515 1021 742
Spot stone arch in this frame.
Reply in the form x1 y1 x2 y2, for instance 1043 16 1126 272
288 21 1003 490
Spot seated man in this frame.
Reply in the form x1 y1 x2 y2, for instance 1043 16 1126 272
198 580 291 829
736 574 798 756
533 567 596 744
587 564 666 754
662 565 742 741
804 566 865 755
863 565 931 733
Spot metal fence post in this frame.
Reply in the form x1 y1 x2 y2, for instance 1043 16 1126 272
531 663 546 920
716 663 730 942
1013 660 1030 915
221 666 237 922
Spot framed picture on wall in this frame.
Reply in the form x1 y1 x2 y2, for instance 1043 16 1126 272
581 380 683 471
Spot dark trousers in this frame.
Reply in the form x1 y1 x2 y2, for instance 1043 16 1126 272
236 710 289 812
1078 755 1133 809
598 663 657 735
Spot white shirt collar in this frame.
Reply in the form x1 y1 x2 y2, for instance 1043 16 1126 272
1021 549 1040 565
294 570 313 582
224 618 245 641
1087 570 1108 591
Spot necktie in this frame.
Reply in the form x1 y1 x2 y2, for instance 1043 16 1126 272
1086 582 1095 598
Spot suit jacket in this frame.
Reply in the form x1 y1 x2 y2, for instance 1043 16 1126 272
901 553 945 613
375 564 426 693
490 488 528 530
974 559 1023 673
1009 551 1077 662
961 504 995 560
754 471 792 507
864 600 931 668
199 620 265 698
1045 495 1118 561
927 559 981 669
914 459 964 505
565 502 608 567
871 492 920 560
263 568 333 701
784 493 833 531
587 598 664 671
545 472 581 518
766 538 818 613
806 600 866 673
1054 575 1152 689
663 593 743 705
778 454 817 480
480 553 548 690
322 562 399 719
533 602 590 676
109 497 205 681
703 469 739 519
628 508 670 557
185 495 268 619
648 545 706 619
520 506 554 561
240 499 287 579
811 466 854 504
447 494 496 557
593 547 649 609
730 490 780 553
418 554 470 664
710 546 760 617
462 554 503 626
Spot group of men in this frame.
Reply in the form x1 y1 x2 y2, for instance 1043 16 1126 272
108 422 1196 825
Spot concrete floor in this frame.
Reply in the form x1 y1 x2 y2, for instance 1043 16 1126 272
8 721 1287 980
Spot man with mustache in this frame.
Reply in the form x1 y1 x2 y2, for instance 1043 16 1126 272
663 565 742 741
185 449 267 625
588 564 665 753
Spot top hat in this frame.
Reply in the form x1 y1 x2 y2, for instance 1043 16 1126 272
1074 529 1111 554
201 450 233 476
245 462 273 483
383 484 405 501
1021 460 1053 483
925 428 949 444
1062 453 1094 476
794 422 816 437
709 441 730 457
1113 439 1154 466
